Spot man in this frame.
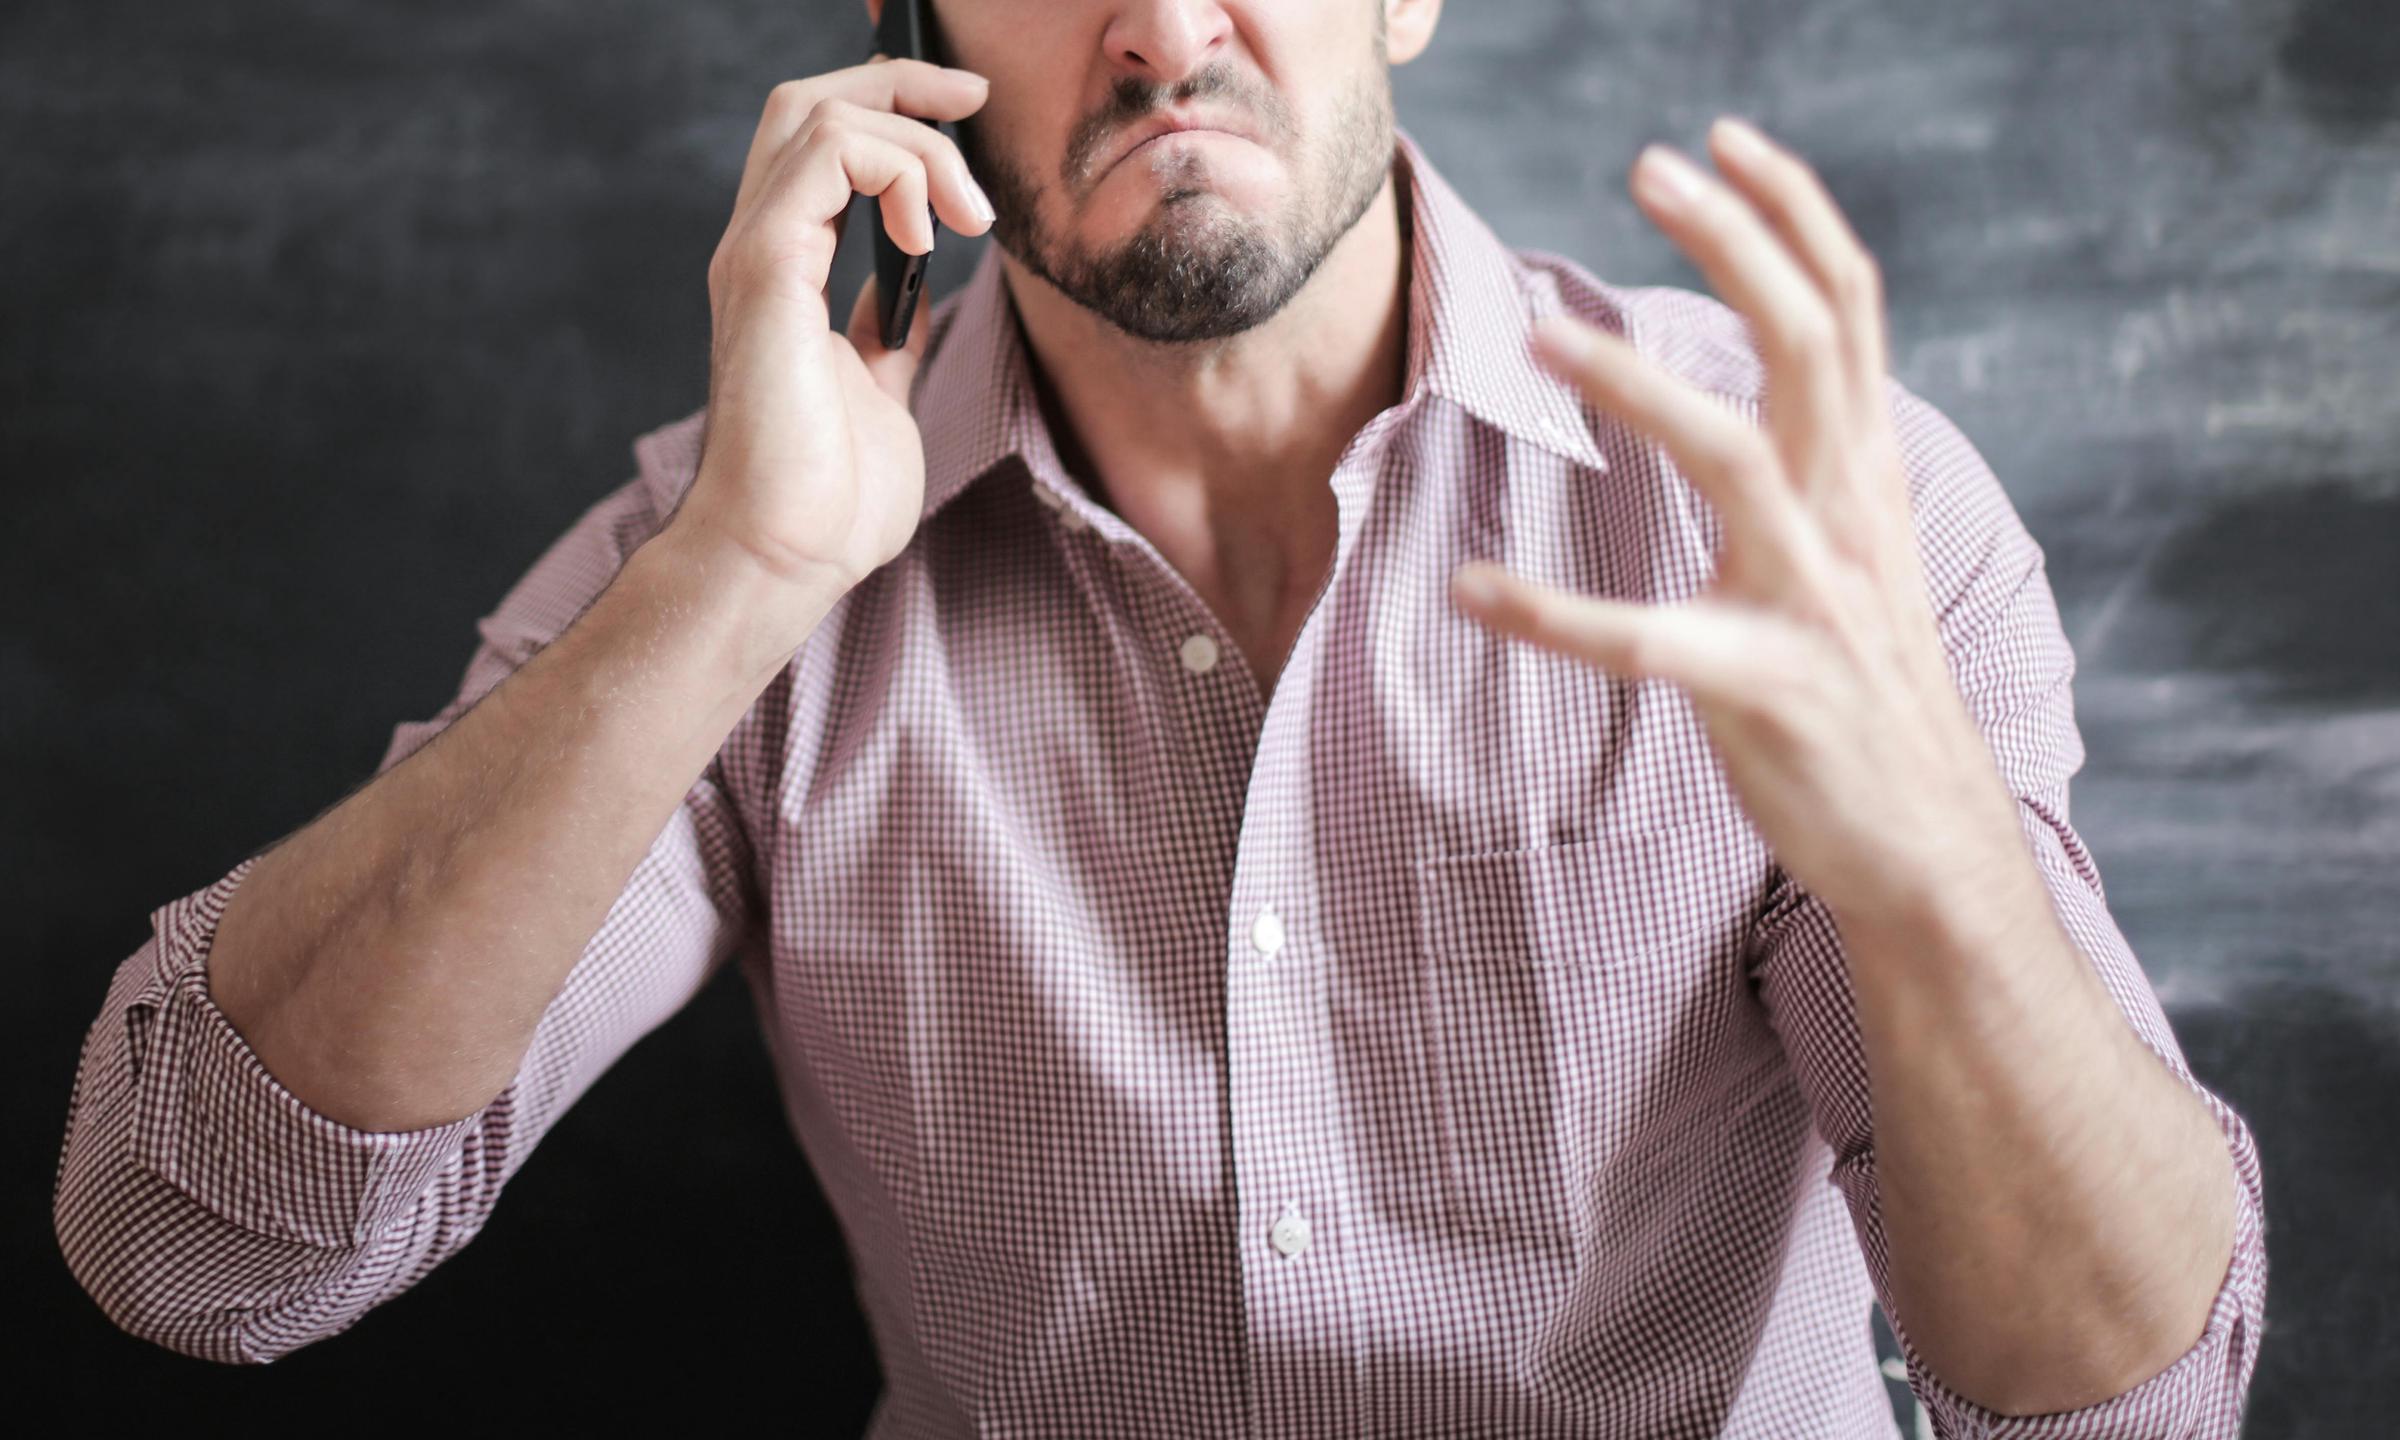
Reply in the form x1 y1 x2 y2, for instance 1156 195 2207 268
54 1 2265 1435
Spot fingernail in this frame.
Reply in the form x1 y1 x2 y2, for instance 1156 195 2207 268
946 66 989 87
967 177 996 225
1712 115 1770 164
1636 145 1705 209
1453 566 1502 610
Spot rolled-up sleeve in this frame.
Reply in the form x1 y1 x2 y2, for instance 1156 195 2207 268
1745 381 2268 1437
53 473 763 1363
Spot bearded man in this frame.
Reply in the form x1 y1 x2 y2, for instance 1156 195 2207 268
56 4 2265 1436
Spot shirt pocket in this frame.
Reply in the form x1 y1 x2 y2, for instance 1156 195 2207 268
1412 819 1766 1247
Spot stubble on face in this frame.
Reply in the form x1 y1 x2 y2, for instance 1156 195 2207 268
955 31 1396 345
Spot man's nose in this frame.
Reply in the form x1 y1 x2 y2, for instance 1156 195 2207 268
1101 0 1235 88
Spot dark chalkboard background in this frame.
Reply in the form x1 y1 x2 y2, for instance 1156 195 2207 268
8 2 2394 1434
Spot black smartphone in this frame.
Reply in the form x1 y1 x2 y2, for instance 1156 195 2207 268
870 0 949 351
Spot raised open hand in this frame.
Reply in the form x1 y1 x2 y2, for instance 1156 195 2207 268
1450 117 2028 932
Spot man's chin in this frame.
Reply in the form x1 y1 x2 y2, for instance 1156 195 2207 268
1070 185 1280 262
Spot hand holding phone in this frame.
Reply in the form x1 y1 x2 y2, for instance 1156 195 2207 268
670 48 993 622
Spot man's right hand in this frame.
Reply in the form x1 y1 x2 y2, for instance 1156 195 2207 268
670 57 996 613
184 59 998 1129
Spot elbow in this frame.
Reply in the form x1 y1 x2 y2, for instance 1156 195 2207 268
53 1173 321 1367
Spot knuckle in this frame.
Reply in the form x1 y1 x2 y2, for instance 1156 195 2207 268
716 240 759 290
708 229 739 276
882 153 930 197
1775 150 1828 200
805 96 856 137
764 80 813 123
1780 303 1839 361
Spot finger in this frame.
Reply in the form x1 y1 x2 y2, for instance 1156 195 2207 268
730 125 944 301
1704 117 1890 427
734 59 989 223
1450 562 1776 707
788 99 994 243
876 158 936 257
1629 143 1852 505
735 61 989 220
1530 313 1822 600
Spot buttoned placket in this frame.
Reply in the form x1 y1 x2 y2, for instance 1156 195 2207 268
1210 424 1401 1440
1233 549 1382 1438
1029 408 1404 1439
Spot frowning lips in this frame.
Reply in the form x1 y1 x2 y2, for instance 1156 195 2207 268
1089 106 1262 181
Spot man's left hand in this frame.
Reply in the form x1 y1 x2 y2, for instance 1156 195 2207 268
1449 117 2026 933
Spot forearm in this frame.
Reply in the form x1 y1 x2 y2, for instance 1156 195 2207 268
206 524 839 1133
1834 852 2240 1417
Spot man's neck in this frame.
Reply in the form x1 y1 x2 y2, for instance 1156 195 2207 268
988 162 1410 691
997 164 1410 529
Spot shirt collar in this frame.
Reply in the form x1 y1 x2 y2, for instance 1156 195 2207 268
1389 129 1612 475
913 125 1619 530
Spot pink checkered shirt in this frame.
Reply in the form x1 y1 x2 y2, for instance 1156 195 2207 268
57 131 2265 1437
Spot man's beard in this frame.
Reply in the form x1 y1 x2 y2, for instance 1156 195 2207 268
955 65 1396 345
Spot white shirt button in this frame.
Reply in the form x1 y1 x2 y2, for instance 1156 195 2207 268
1270 1209 1311 1259
1059 507 1089 533
1029 479 1066 511
1250 907 1284 956
1180 633 1220 674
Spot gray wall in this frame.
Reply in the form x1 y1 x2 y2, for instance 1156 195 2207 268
7 1 2392 1433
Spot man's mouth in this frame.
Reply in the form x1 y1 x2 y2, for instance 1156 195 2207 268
1094 108 1259 181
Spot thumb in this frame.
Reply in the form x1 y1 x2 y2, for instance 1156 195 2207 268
845 271 934 407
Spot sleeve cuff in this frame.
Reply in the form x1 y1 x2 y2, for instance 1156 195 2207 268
123 856 481 1251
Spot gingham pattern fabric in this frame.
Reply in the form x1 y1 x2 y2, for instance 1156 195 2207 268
56 131 2266 1439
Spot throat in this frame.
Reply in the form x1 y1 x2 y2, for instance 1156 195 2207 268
1191 521 1339 700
